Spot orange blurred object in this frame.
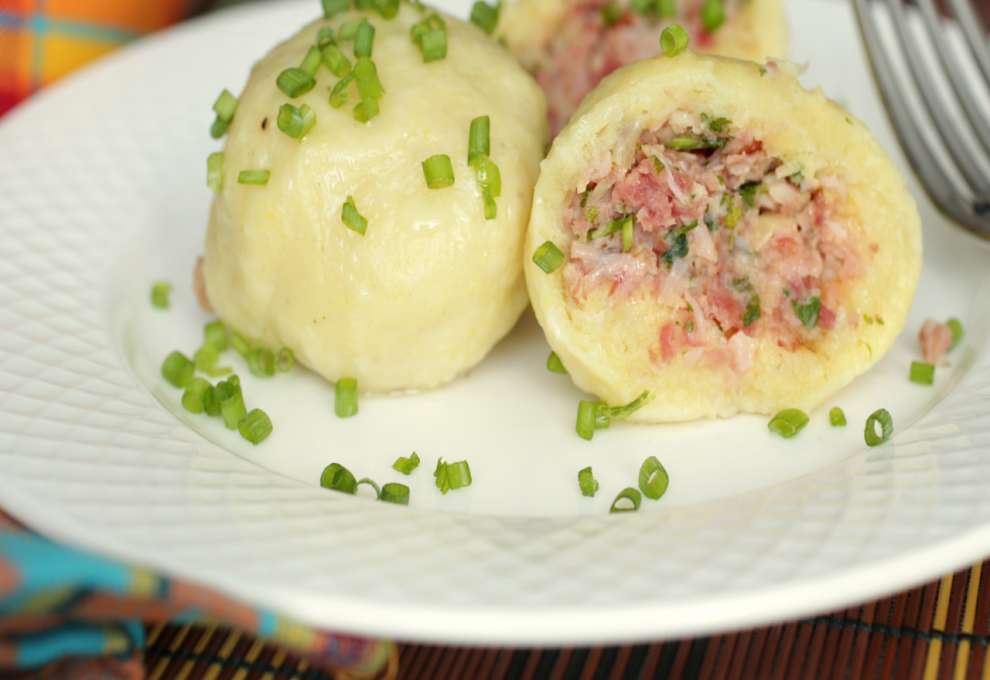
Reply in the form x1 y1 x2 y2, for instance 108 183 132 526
0 0 203 116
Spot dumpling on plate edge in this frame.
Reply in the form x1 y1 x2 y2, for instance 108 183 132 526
202 5 548 393
498 0 788 134
525 51 922 423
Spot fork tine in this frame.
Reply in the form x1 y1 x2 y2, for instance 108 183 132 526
918 0 990 157
885 0 990 195
852 0 966 212
947 0 990 88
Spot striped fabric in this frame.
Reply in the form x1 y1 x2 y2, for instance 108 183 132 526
145 561 990 680
0 0 201 116
0 511 391 679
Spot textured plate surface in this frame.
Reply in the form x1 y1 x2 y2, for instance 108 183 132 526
1 0 990 646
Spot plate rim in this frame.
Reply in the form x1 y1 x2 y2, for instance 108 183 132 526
2 0 990 647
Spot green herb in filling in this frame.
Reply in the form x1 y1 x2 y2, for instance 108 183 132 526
792 296 821 329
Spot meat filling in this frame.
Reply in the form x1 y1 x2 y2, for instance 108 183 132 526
536 0 742 134
562 111 865 373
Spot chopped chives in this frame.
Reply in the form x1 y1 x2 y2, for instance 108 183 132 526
607 391 652 420
472 156 501 197
829 407 847 427
373 0 400 19
419 28 447 62
792 297 821 329
600 1 622 26
590 214 633 240
865 408 893 446
210 116 230 139
910 361 935 386
217 376 247 430
468 116 491 164
213 89 238 122
392 452 421 475
238 408 273 445
546 351 567 374
338 19 362 41
578 466 599 497
630 0 656 15
320 462 358 493
204 320 227 351
150 281 171 309
354 20 375 57
576 400 597 441
317 26 336 48
353 97 379 123
335 377 359 418
411 14 447 62
322 44 352 78
194 344 231 377
422 154 455 189
207 152 225 192
768 408 810 438
482 190 498 220
660 24 689 56
161 351 195 388
276 347 295 372
229 331 251 358
330 74 354 108
380 482 410 505
532 241 566 273
202 384 221 416
322 0 350 18
434 458 472 494
353 57 384 100
667 135 707 151
701 0 725 31
276 67 316 98
469 1 500 33
356 478 381 498
948 318 964 349
277 103 317 139
621 217 635 252
238 170 271 186
300 45 323 76
247 348 276 377
593 403 611 430
638 456 670 501
341 196 368 235
610 487 642 513
181 378 213 414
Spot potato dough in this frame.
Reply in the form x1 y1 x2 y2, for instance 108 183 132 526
525 52 922 422
204 6 547 392
498 0 788 133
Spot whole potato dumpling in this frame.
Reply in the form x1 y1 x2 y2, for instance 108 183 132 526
498 0 788 134
204 5 547 393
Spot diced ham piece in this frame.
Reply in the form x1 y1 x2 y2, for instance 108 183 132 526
918 319 952 364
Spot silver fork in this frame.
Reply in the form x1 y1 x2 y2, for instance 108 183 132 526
853 0 990 238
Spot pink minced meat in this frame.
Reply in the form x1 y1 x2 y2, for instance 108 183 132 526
918 319 952 364
536 0 739 134
562 111 866 372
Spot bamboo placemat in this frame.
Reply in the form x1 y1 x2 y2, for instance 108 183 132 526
143 558 990 680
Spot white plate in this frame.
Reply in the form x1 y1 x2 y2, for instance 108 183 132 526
1 0 989 647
